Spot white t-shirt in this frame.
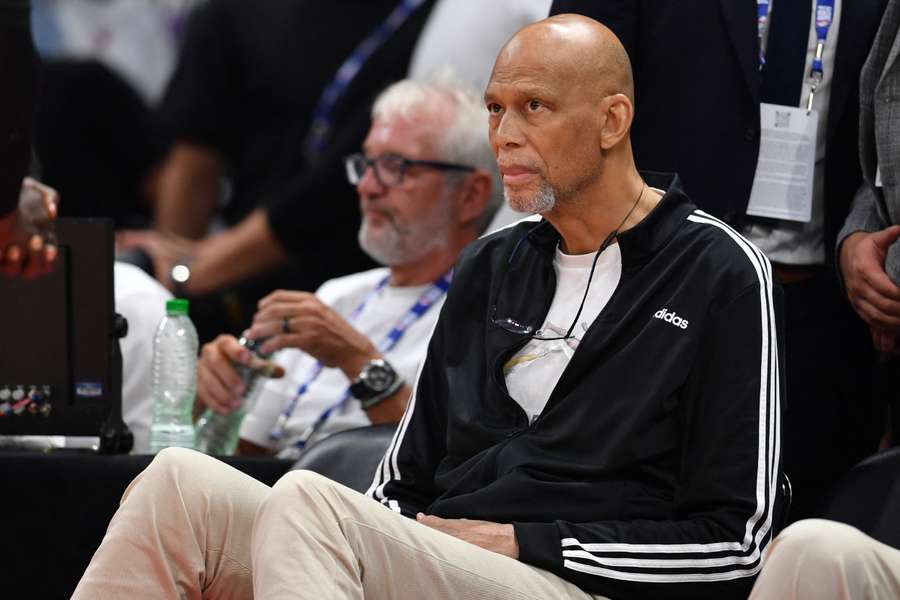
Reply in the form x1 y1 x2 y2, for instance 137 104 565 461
240 268 444 452
504 244 622 423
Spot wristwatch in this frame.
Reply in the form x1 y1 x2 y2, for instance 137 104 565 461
350 358 403 409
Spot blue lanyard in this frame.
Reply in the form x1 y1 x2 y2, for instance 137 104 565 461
807 0 834 112
269 270 452 449
757 0 834 69
810 0 834 82
303 0 425 158
758 0 835 112
757 0 770 68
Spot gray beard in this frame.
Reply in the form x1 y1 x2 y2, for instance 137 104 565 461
358 218 449 267
504 178 557 214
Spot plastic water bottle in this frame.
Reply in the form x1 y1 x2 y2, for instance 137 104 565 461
149 299 198 453
195 336 272 455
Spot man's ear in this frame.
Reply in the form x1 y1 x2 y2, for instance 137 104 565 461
598 93 634 150
455 170 492 227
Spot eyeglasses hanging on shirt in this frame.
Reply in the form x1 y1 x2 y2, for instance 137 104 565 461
491 184 645 342
490 227 614 341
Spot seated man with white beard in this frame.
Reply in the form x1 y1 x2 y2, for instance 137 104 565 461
196 74 500 456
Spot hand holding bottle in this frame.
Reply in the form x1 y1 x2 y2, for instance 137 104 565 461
197 334 285 415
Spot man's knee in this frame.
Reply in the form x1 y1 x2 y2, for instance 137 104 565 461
770 519 873 569
146 447 210 480
271 469 334 497
132 447 226 503
264 470 345 516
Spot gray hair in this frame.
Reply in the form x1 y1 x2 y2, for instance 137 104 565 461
371 70 502 233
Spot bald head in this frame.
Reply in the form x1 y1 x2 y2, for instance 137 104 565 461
484 14 640 215
493 14 634 104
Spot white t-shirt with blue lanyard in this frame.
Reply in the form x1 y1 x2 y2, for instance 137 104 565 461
239 268 444 452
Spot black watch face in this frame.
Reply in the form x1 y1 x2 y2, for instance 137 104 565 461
364 364 394 393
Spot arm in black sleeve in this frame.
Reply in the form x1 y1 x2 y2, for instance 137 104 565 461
156 0 238 154
264 100 371 256
0 0 35 216
265 0 435 256
363 246 475 515
513 272 784 599
364 327 449 516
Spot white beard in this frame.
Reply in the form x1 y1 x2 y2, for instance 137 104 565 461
358 202 453 267
504 178 556 214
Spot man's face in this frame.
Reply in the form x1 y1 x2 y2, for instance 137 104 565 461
484 39 605 213
356 116 458 266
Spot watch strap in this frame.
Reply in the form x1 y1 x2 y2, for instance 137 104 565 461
359 376 404 410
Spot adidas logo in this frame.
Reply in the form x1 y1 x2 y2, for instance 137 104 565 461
654 308 689 330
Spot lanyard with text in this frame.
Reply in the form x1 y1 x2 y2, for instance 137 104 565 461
807 0 834 113
303 0 425 159
269 270 452 452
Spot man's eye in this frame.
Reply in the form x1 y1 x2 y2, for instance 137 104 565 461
487 103 502 114
380 155 405 172
527 100 542 111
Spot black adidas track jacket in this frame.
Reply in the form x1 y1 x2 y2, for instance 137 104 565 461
367 173 785 600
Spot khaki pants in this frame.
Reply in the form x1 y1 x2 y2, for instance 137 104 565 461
73 448 606 599
749 519 900 600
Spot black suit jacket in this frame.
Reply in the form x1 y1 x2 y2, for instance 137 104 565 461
551 0 886 263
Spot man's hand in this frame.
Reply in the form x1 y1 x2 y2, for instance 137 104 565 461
416 514 519 559
0 177 59 278
247 290 379 378
116 229 200 292
839 226 900 334
197 334 285 415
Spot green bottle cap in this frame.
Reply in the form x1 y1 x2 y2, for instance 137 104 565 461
166 299 190 315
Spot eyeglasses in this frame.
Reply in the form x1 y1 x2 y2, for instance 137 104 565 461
344 152 475 187
491 183 646 342
490 223 617 341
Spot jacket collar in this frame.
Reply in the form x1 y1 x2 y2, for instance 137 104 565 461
524 172 695 270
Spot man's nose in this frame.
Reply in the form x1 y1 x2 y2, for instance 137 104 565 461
492 112 525 148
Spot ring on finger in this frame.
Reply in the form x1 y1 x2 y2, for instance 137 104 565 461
282 317 290 334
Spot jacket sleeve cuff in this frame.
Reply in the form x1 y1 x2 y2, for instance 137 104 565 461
513 521 563 572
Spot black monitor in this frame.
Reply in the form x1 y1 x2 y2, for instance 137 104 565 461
0 218 123 438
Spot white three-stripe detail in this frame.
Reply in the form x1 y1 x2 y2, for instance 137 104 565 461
365 322 435 507
367 209 781 585
560 211 779 582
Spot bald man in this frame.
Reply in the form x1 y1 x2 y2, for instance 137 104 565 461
73 16 783 599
